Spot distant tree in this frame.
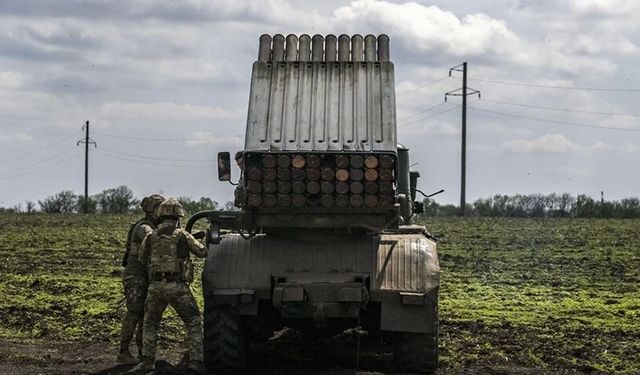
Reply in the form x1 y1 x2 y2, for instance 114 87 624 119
422 198 459 217
177 196 219 215
420 193 640 219
549 193 574 217
96 186 138 214
473 197 493 217
618 198 640 218
77 196 98 214
0 206 20 213
39 190 78 213
25 201 36 213
492 194 509 216
573 194 596 218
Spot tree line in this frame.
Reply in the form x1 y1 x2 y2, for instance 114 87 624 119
2 189 639 218
421 193 640 218
0 185 236 214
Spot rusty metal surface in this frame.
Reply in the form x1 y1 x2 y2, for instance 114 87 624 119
202 228 439 297
245 61 396 152
374 233 440 292
244 34 397 152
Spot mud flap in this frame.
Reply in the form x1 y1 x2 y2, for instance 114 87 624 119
380 289 438 333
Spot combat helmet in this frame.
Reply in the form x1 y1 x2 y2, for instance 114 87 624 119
140 194 165 213
157 198 185 219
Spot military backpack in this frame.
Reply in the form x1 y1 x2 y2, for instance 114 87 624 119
148 228 194 283
122 219 153 267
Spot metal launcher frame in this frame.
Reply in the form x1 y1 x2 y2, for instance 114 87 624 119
242 34 400 231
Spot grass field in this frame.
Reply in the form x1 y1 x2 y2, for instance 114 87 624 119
0 214 638 374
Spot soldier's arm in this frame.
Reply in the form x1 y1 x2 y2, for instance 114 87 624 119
135 223 154 243
183 231 207 258
138 234 152 262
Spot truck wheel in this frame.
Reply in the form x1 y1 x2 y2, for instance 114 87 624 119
203 303 247 374
394 332 438 373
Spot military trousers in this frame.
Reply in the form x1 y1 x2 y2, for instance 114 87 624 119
141 281 203 362
119 275 148 351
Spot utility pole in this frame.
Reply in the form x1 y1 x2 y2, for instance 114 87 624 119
77 121 96 213
445 62 480 216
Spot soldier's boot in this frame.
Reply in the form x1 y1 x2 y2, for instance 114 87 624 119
128 357 154 373
179 351 190 366
117 342 139 365
187 360 207 374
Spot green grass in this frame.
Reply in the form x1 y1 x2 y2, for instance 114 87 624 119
419 217 640 374
0 214 639 373
0 213 206 344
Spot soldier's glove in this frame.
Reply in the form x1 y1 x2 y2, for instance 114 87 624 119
192 230 206 240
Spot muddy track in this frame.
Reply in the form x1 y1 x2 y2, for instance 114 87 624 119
0 338 583 375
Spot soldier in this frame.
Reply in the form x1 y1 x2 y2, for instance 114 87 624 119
234 151 244 207
117 194 165 364
134 198 207 373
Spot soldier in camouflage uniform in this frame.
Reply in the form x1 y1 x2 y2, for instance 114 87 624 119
117 194 165 364
134 198 207 373
234 151 244 208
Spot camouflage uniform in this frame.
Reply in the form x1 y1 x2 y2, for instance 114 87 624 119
234 151 245 208
138 199 207 372
117 195 164 363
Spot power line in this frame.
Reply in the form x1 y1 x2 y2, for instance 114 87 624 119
398 98 482 129
397 77 450 96
446 62 480 217
469 106 640 132
77 121 96 213
0 132 82 164
96 149 212 168
397 102 448 124
94 130 243 143
0 149 77 175
469 78 640 92
481 98 640 118
0 154 80 180
397 104 459 128
98 146 213 163
93 131 200 142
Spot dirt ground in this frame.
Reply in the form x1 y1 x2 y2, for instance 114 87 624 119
0 338 382 375
0 338 587 375
3 215 636 374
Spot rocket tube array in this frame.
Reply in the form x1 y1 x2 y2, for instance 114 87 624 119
244 153 395 209
258 34 390 63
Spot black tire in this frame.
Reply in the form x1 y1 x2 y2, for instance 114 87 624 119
394 331 438 373
203 303 247 375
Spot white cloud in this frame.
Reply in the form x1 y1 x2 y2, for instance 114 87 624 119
15 133 34 142
551 33 639 57
569 0 640 16
99 101 238 124
503 134 581 154
475 122 532 137
588 141 613 153
623 142 636 153
333 0 618 75
399 120 459 137
0 71 27 89
0 132 34 142
184 131 243 147
334 1 518 56
0 0 639 206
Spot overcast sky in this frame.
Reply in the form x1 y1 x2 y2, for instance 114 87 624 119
1 0 639 208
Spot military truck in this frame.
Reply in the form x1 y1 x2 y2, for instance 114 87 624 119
186 33 440 374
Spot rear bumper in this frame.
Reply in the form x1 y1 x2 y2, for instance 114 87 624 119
202 228 439 334
272 281 367 319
